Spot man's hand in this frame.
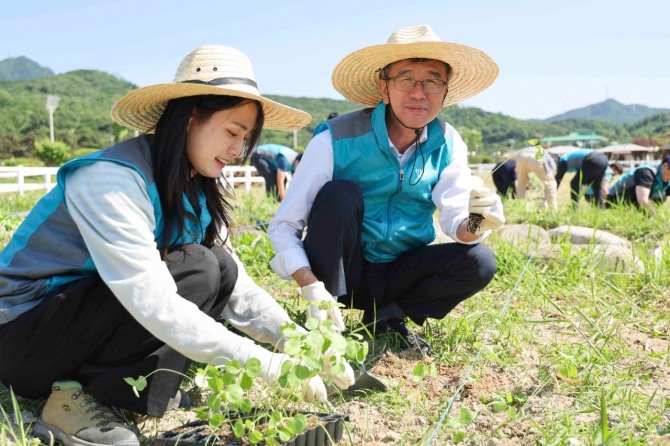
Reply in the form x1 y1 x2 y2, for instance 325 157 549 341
252 346 328 402
301 282 346 332
468 187 505 233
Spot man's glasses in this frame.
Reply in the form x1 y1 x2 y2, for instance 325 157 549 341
387 76 447 94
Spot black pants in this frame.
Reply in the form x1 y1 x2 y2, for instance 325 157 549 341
492 160 516 198
0 244 237 417
303 181 497 326
250 152 280 198
571 152 609 204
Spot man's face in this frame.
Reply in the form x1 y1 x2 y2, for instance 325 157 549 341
378 59 448 129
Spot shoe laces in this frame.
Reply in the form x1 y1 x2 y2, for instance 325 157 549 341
73 391 128 427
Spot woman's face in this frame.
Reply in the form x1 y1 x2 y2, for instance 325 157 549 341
186 101 259 178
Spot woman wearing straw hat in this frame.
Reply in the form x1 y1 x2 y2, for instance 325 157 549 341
0 45 353 446
268 25 505 356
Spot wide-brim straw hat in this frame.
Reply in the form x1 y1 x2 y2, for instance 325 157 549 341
332 24 498 108
111 45 311 133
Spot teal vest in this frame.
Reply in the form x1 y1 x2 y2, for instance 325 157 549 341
256 144 298 172
560 149 594 172
0 136 211 324
315 102 452 263
608 163 669 200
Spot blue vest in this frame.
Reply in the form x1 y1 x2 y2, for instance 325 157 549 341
0 136 211 324
559 149 594 172
315 102 452 263
256 144 298 172
608 163 669 200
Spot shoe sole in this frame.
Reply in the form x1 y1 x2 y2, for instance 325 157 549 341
33 420 140 446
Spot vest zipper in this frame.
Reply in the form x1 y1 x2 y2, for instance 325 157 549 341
398 169 404 192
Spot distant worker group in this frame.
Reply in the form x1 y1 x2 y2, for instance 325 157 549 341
492 147 669 212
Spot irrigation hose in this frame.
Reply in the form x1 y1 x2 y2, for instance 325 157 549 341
425 251 536 446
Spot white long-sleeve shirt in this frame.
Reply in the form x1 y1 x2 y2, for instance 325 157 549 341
267 122 485 280
64 161 294 366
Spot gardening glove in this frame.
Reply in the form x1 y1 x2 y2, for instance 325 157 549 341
319 350 356 390
468 187 505 233
301 281 346 332
250 345 327 403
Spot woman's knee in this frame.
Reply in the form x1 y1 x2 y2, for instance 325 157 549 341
166 244 237 307
210 245 238 298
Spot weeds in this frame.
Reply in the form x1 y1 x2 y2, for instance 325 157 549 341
1 184 670 445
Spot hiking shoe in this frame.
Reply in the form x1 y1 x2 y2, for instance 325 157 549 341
33 380 140 446
166 388 191 411
363 313 432 356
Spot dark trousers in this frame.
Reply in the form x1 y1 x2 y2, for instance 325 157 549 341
492 160 517 198
0 244 237 417
250 152 279 198
303 180 497 326
571 152 609 204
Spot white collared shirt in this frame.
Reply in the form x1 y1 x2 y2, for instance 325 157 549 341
267 121 485 280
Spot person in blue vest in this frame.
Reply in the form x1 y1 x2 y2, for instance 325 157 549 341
250 143 299 201
584 163 623 203
555 148 609 206
491 159 517 198
606 157 670 214
267 25 504 356
0 45 354 446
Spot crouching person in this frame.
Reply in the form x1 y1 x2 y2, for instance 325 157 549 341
0 45 353 446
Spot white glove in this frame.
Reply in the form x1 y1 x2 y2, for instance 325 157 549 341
468 187 505 232
301 282 346 332
251 345 327 403
319 349 356 390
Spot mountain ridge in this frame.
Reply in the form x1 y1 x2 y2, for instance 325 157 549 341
0 57 668 157
0 56 55 81
544 98 670 125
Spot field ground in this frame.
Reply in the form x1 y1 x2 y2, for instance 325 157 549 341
2 176 670 445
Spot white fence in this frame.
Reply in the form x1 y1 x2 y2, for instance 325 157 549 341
0 165 267 196
0 166 59 195
0 160 659 196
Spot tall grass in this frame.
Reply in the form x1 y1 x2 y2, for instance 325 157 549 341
1 180 669 445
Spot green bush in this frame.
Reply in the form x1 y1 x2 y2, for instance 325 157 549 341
2 157 44 167
468 154 494 164
34 139 71 166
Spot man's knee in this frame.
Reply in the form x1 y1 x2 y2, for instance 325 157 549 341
311 180 363 220
469 244 497 288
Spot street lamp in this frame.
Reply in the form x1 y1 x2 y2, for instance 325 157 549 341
45 95 61 142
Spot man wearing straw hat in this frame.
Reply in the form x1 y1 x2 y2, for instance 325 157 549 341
268 25 504 355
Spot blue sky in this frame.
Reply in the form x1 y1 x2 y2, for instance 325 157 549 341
2 0 669 120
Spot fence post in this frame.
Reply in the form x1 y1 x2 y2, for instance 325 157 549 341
17 166 25 196
244 167 252 193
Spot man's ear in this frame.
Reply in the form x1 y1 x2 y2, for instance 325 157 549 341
378 79 391 105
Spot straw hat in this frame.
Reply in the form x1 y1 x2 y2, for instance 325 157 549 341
331 25 498 108
111 45 311 133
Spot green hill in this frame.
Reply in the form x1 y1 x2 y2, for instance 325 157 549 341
0 61 668 161
0 69 136 157
545 98 670 125
0 56 55 81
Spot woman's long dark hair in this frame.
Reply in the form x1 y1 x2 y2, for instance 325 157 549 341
152 95 264 253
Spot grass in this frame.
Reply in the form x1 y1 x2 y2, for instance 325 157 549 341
2 179 670 445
